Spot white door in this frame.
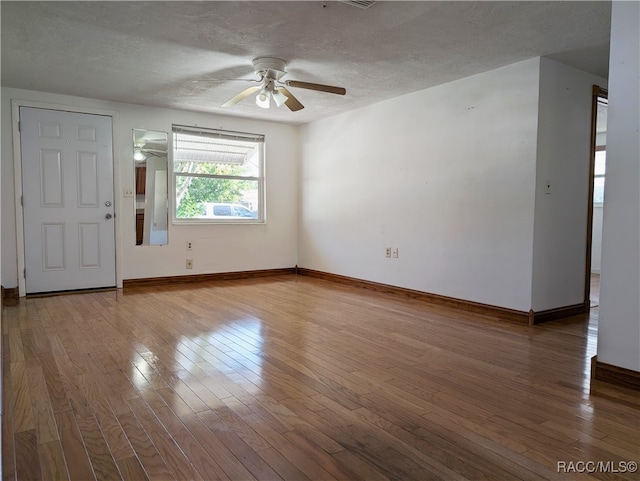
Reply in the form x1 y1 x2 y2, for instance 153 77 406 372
20 107 116 294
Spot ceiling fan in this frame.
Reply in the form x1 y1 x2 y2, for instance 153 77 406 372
133 141 166 162
218 57 346 112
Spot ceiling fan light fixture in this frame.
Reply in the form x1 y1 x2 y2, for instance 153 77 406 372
272 88 288 108
133 148 147 161
256 88 271 109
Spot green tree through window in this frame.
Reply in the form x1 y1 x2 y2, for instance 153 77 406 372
175 163 252 218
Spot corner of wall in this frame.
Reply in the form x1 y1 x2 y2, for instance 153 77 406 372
596 0 640 372
530 59 607 312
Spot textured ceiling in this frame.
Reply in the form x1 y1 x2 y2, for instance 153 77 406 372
1 1 611 125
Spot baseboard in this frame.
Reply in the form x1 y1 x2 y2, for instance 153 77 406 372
591 356 640 391
296 268 530 324
1 286 19 302
123 267 296 289
123 267 590 326
529 303 590 325
1 286 18 298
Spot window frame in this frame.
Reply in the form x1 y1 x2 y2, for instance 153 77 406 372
171 125 266 225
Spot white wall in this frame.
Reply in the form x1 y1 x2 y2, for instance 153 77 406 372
1 88 299 288
597 0 640 372
299 59 541 312
531 58 607 311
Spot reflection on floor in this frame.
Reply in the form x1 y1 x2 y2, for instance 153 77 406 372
2 275 637 481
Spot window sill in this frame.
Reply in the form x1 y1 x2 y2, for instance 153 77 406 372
172 219 266 225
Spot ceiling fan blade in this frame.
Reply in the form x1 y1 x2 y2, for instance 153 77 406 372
222 86 261 107
141 150 163 158
285 80 346 95
279 87 304 111
192 78 259 83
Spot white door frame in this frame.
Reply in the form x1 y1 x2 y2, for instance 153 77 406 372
11 99 123 296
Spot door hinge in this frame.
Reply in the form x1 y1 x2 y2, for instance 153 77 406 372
23 268 26 279
20 195 23 207
18 121 21 132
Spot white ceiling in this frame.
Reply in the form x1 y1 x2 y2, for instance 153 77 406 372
1 1 611 125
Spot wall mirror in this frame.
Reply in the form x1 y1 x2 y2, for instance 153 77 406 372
133 129 169 246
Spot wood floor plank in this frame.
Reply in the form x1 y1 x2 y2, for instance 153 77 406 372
54 410 96 481
85 350 136 416
25 366 59 444
306 395 484 481
38 440 71 481
156 389 258 481
256 446 313 481
215 397 274 452
116 456 150 481
331 450 393 481
14 430 42 481
2 357 17 481
52 354 94 419
130 403 205 481
117 411 176 481
75 416 122 481
8 328 25 363
45 324 67 357
281 429 353 481
19 329 41 369
196 409 285 481
37 353 72 413
10 361 35 433
152 406 231 481
2 275 639 481
79 374 135 461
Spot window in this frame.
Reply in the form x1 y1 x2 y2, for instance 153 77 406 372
593 95 607 205
172 125 265 223
593 149 606 204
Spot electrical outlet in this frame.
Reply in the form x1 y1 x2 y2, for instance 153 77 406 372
385 247 392 258
123 188 134 198
392 247 399 258
187 241 192 250
186 259 193 269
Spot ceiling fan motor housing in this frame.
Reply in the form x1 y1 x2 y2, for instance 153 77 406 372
252 57 287 80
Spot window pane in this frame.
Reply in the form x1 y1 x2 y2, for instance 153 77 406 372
594 151 606 176
176 176 259 219
593 177 605 204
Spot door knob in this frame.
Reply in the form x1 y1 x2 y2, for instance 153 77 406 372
105 213 113 220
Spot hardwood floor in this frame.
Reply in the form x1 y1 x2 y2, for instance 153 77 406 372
2 274 639 480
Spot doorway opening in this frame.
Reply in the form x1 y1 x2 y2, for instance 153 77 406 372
585 86 608 310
